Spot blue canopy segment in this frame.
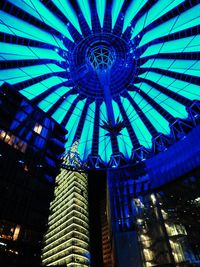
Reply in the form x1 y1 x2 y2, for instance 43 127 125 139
0 0 200 168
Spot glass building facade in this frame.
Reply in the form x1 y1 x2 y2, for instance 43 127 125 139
42 147 90 266
0 83 67 266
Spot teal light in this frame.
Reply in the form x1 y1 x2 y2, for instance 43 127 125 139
99 102 113 163
0 11 66 49
139 72 200 101
128 92 170 134
123 0 147 33
139 4 200 47
140 35 200 57
20 77 67 100
52 0 82 35
78 102 95 160
122 97 152 148
118 128 133 157
112 100 132 158
38 86 72 112
111 0 124 29
77 0 92 30
0 42 65 61
7 0 74 42
0 64 65 85
96 0 106 28
64 98 86 150
131 0 184 39
135 82 188 118
141 59 200 77
52 94 79 124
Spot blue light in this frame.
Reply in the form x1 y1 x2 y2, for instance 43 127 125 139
131 0 184 39
38 86 72 112
0 42 65 61
123 0 147 33
21 77 67 100
112 100 132 157
0 1 199 167
128 92 170 134
64 98 86 150
78 102 95 160
96 0 106 28
0 64 65 86
135 81 188 118
140 35 200 57
77 0 92 30
0 11 66 49
8 0 74 42
141 59 200 77
139 72 200 101
112 0 124 29
122 97 152 148
139 4 200 47
52 0 82 34
99 102 113 163
52 94 78 124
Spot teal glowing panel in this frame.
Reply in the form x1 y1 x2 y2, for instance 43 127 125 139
20 77 67 100
0 11 66 49
135 82 188 118
0 42 65 61
139 4 200 47
38 86 72 111
139 72 200 101
140 35 200 57
78 102 95 161
112 100 132 157
118 128 133 158
52 0 82 34
96 0 106 28
112 0 124 29
128 92 170 134
7 0 73 42
64 98 86 150
77 0 92 30
123 0 147 33
0 64 65 85
52 94 78 124
131 0 184 39
99 102 113 163
122 97 152 148
0 0 199 167
141 59 200 77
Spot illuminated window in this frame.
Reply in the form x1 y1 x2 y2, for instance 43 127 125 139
13 225 21 241
33 123 43 134
0 130 27 153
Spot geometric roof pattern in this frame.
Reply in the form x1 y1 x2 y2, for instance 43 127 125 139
0 0 200 168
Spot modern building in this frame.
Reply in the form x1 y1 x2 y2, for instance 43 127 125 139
42 143 90 266
0 1 200 267
0 83 67 266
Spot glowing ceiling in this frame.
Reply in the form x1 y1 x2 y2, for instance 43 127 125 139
0 0 200 168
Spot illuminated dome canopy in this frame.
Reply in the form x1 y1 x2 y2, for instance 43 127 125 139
0 0 200 168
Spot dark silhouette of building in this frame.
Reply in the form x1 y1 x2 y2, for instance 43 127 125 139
0 84 67 266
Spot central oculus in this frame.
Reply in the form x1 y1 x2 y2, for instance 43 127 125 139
87 44 115 71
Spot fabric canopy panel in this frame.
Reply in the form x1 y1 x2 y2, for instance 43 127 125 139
0 0 200 168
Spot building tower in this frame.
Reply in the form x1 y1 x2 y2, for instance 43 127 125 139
42 141 90 266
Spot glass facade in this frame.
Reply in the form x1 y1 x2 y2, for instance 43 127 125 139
42 166 90 266
0 84 67 266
